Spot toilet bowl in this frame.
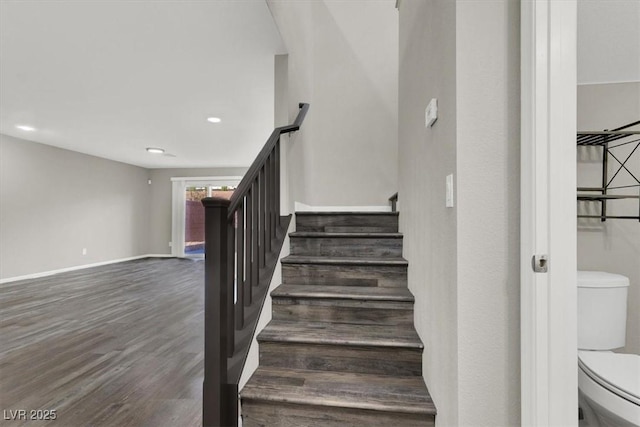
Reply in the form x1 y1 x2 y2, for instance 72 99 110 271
578 350 640 426
577 271 640 427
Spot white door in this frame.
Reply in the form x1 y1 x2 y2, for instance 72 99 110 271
521 0 578 425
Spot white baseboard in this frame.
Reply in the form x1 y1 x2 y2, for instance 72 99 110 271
146 254 175 258
0 254 174 284
294 201 392 212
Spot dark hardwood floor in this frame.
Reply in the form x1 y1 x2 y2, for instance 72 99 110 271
0 258 204 427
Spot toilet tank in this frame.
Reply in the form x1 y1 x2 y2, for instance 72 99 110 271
578 271 629 350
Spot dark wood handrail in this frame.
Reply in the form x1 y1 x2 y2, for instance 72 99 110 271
201 103 309 427
228 103 309 215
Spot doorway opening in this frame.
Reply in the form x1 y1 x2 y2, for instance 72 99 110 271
171 176 242 258
184 185 236 257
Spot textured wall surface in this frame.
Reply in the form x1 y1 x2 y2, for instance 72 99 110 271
398 0 521 425
455 1 521 424
397 0 459 424
267 0 398 208
0 134 248 277
0 134 150 279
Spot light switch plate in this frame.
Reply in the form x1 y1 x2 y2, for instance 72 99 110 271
446 174 454 207
425 98 438 128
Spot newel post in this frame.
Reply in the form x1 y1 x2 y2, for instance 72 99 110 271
202 197 235 427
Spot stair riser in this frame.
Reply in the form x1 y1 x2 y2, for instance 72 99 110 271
272 298 414 326
259 342 422 376
242 400 435 427
290 236 403 258
282 263 408 288
296 214 399 233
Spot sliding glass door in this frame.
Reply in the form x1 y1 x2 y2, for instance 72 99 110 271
170 177 242 258
184 186 235 257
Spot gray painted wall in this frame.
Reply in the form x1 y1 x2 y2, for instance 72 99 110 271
398 0 458 424
147 167 247 255
577 82 640 355
267 0 398 208
398 1 520 425
0 134 247 278
455 2 520 424
0 134 150 279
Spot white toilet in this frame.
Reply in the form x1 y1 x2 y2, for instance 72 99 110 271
578 271 640 427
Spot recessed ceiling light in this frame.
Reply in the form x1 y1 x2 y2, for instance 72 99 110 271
146 147 165 154
207 117 222 123
16 125 36 131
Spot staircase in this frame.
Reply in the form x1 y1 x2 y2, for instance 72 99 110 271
240 211 436 426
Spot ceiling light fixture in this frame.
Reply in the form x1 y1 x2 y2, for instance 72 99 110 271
146 147 165 154
207 117 222 123
16 125 36 131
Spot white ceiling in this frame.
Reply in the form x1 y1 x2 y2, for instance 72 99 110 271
578 0 640 85
0 0 285 168
2 1 636 167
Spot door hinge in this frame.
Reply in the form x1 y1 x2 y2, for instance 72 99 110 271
532 254 548 273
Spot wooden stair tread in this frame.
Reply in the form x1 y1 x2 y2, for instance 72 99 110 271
272 284 414 302
258 320 423 349
282 255 408 266
240 210 437 424
290 232 403 238
241 366 436 415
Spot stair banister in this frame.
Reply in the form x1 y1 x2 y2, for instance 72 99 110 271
201 103 309 427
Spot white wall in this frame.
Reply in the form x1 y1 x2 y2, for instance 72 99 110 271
398 1 520 425
0 134 150 279
0 134 249 278
577 82 640 355
577 0 640 85
267 0 398 209
455 1 521 424
147 167 247 255
398 0 459 424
